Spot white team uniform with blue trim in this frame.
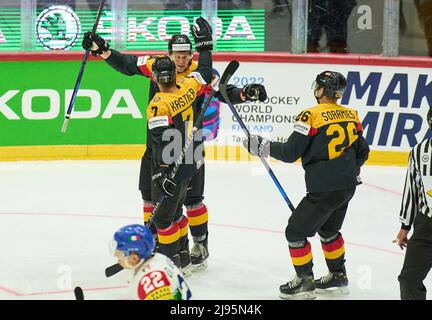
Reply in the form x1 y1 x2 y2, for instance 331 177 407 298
129 253 192 300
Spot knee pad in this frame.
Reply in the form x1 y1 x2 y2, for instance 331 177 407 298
186 201 203 210
320 232 341 243
141 189 152 202
285 224 307 243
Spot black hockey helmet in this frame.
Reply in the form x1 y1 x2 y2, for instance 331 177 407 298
152 56 176 85
313 71 347 99
168 34 192 54
428 107 432 130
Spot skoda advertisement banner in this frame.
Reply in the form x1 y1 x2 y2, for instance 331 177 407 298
0 60 150 146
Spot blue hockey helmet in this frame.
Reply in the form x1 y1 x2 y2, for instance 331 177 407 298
112 224 155 260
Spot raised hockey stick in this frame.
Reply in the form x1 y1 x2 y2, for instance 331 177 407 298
104 61 240 278
61 0 106 133
219 81 296 213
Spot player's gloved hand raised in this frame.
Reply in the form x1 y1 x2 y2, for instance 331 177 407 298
82 31 110 57
242 135 270 158
242 84 267 102
191 17 213 52
152 168 177 197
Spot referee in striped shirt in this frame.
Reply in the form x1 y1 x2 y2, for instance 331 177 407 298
396 108 432 300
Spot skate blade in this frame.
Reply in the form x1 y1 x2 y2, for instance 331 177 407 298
191 259 208 272
316 286 349 296
181 264 193 278
279 290 316 300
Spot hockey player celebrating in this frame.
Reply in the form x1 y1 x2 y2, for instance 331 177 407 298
111 224 192 300
243 71 370 300
144 17 214 272
81 24 267 272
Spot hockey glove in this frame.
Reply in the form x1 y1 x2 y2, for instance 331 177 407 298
242 84 268 102
82 31 110 57
191 17 213 52
152 168 177 197
243 135 270 158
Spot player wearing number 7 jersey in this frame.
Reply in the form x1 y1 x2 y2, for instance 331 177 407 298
243 71 370 300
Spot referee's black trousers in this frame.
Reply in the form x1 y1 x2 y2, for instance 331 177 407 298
398 213 432 300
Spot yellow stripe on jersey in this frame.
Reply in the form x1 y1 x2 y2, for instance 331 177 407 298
291 252 313 266
323 246 345 260
188 211 208 227
157 230 180 245
179 224 188 237
296 103 361 130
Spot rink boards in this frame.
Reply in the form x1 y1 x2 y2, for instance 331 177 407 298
1 52 431 166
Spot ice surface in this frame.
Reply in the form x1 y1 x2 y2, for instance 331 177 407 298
0 160 429 300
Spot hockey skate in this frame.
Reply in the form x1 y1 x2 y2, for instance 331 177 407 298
279 274 316 300
314 266 349 296
190 240 209 272
179 249 193 277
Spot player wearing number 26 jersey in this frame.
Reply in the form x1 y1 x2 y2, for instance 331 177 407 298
243 71 369 300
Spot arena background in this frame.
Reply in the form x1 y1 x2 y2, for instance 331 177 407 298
1 0 432 165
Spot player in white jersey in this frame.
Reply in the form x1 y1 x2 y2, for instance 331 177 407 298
396 107 432 300
111 224 192 300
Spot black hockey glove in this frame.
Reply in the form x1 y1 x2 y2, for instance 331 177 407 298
242 84 267 102
82 31 110 57
152 168 177 197
191 17 213 52
242 135 270 158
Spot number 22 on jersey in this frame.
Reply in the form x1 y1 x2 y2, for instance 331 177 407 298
137 271 171 300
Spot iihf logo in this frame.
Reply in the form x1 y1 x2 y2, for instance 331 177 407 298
36 5 81 51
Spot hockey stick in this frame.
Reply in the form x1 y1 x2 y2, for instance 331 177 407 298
74 286 84 300
105 262 123 278
61 0 106 133
219 81 296 213
105 60 240 279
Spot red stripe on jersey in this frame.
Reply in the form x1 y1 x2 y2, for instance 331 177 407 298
289 241 311 258
138 64 152 78
157 223 179 236
308 127 318 136
143 204 153 212
196 85 207 96
321 235 344 252
177 216 189 229
357 122 363 133
187 204 207 217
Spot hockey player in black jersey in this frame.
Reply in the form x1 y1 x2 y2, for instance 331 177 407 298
143 17 213 272
243 71 370 300
396 108 432 300
82 23 268 272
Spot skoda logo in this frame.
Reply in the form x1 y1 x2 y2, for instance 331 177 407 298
422 155 429 163
36 5 81 51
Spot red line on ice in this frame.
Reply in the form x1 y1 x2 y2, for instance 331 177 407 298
0 286 22 296
0 211 404 258
362 182 403 197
